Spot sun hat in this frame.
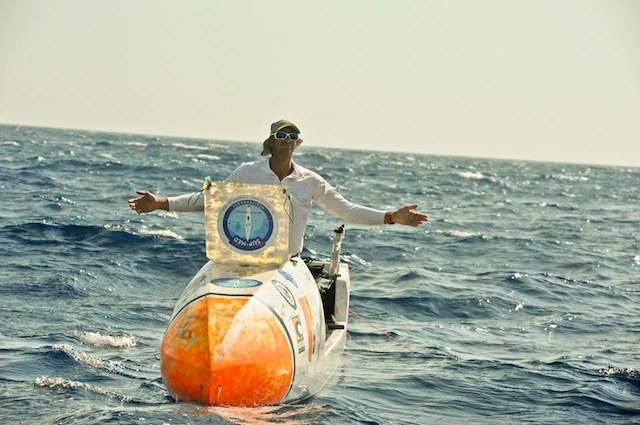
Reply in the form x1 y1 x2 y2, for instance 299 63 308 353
261 119 302 155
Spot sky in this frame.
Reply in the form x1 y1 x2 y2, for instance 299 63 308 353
1 0 639 167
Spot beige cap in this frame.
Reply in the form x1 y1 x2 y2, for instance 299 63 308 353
261 119 302 156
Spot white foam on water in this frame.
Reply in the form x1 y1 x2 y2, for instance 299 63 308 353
183 153 221 161
103 223 130 233
600 367 639 379
437 229 475 238
52 343 124 374
34 376 131 401
633 255 640 265
208 143 229 149
172 143 208 151
71 331 138 348
0 141 19 146
138 228 184 240
124 141 148 147
159 211 180 219
457 171 487 180
554 174 589 182
196 154 221 161
343 253 372 267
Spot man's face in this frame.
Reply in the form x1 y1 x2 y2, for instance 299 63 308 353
270 126 300 156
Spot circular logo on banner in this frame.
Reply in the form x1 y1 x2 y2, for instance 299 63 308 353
221 198 274 251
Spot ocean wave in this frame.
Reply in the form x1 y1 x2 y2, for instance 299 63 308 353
456 171 489 180
208 142 231 149
436 229 477 238
71 331 138 348
547 173 590 182
2 222 129 247
34 376 131 402
183 153 222 161
600 367 640 389
172 142 209 151
1 221 187 248
123 141 148 147
98 152 117 161
600 367 639 378
137 227 184 240
52 343 125 374
197 153 221 160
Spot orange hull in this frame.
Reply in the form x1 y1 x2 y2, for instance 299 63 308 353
160 296 294 406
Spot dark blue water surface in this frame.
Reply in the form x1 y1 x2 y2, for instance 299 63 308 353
1 124 639 424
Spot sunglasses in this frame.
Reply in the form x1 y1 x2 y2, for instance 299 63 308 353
271 132 300 141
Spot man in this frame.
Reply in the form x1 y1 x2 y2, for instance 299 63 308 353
128 119 428 255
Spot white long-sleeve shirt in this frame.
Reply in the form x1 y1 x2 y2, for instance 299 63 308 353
168 159 386 254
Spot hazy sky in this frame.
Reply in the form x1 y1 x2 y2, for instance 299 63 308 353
1 0 639 167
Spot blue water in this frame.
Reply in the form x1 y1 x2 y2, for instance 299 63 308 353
1 124 639 425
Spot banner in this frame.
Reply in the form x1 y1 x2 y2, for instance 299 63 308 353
204 182 291 266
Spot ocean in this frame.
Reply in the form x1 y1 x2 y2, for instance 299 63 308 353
0 124 638 425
